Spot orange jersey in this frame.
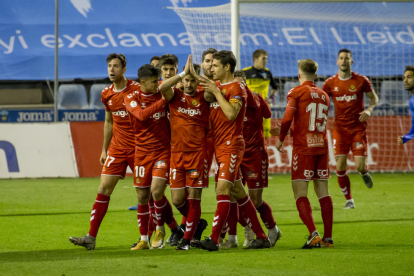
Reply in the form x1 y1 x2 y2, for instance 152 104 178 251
210 81 247 150
169 88 210 152
322 71 372 127
124 87 170 153
243 87 271 153
101 79 139 149
287 81 330 155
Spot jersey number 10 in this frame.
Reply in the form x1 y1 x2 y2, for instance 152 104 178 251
306 103 328 132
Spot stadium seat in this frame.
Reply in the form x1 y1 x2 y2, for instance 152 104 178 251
379 81 409 107
315 81 325 89
57 84 88 109
278 81 300 106
89 84 109 109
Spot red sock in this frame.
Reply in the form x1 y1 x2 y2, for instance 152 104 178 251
176 199 189 217
163 197 178 230
337 170 352 200
238 206 247 227
88 193 110 237
183 199 201 241
220 223 228 239
148 199 156 237
256 201 276 229
210 195 230 244
237 196 267 239
181 216 187 226
227 202 239 235
154 197 167 227
137 204 149 236
296 197 316 235
319 196 333 240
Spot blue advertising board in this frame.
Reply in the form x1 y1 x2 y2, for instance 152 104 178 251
0 109 105 122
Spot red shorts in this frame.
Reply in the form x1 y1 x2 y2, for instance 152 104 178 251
206 135 215 171
291 153 330 181
101 147 135 179
215 148 244 185
133 148 170 188
170 150 208 189
333 126 368 157
240 149 268 190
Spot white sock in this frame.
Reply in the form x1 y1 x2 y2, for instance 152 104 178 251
156 225 165 232
346 198 354 203
228 235 237 242
141 235 148 242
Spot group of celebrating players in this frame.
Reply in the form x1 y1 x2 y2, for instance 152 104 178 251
69 46 400 251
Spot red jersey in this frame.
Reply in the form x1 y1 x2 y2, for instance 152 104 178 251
286 81 330 155
243 86 271 153
101 79 139 149
169 88 210 152
124 87 170 153
210 81 247 150
322 71 372 127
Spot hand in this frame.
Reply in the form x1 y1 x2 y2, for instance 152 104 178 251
184 55 191 74
100 151 107 166
359 109 371 122
175 82 184 91
271 89 278 96
398 136 404 145
269 123 282 136
276 139 284 153
188 55 197 77
200 78 220 96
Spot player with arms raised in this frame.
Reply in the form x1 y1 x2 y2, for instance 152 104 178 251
69 53 138 250
323 49 378 209
276 59 334 248
193 50 270 251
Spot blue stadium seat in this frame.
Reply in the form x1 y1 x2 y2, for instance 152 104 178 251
58 84 89 109
89 84 109 109
315 81 325 89
379 81 409 107
279 81 300 107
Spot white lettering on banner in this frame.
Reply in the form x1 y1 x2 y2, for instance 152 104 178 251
335 94 357 102
17 112 53 122
118 33 142 47
178 107 201 116
62 112 98 121
331 27 359 45
141 33 178 47
0 30 28 54
240 33 272 46
282 28 313 46
63 34 88 48
267 146 286 168
41 35 64 48
87 34 109 48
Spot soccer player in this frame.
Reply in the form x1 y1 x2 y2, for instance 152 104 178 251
150 56 160 67
158 55 212 250
322 49 378 209
243 49 278 139
276 59 334 249
193 50 270 251
69 53 138 250
124 64 180 250
398 66 414 145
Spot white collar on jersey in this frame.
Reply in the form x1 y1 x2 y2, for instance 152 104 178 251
140 91 159 97
219 81 234 85
338 73 353 81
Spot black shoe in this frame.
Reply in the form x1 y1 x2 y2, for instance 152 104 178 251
180 223 186 232
192 219 208 241
192 237 218 251
169 227 185 246
176 238 191 250
244 238 271 249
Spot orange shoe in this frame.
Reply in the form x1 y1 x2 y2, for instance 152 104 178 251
321 239 335 248
302 231 322 249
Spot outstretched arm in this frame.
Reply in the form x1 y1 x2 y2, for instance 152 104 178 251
125 94 167 121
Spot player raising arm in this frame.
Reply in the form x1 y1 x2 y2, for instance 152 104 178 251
322 49 378 209
69 53 138 250
277 59 334 249
192 50 270 251
398 66 414 145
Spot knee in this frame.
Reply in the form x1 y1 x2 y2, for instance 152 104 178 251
137 193 149 205
171 197 184 208
249 195 262 208
98 184 113 196
356 163 366 173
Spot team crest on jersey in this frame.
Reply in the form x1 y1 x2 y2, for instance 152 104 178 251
192 99 199 107
261 72 267 79
155 160 167 169
221 89 226 95
349 85 356 92
130 101 137 108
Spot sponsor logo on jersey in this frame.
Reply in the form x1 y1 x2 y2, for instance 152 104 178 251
306 133 325 147
304 170 314 178
178 107 201 116
335 94 357 102
354 142 364 149
155 160 166 169
192 99 199 106
349 85 356 92
247 171 258 180
317 169 329 178
334 87 339 92
130 101 137 108
210 102 220 109
181 97 186 102
188 169 199 178
112 110 128 117
152 110 166 120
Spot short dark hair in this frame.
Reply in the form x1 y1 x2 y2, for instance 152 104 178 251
159 54 178 67
213 50 237 73
233 70 246 84
252 49 267 61
182 64 201 75
298 59 318 74
138 64 160 80
404 65 414 74
202 48 218 62
106 53 127 68
150 56 160 63
338 48 353 58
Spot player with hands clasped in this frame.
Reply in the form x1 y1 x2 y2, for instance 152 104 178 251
397 66 414 145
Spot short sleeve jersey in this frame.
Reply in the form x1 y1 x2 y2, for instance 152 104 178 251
288 81 330 155
101 79 139 149
169 88 210 152
322 71 372 127
243 86 266 152
209 81 247 150
124 87 170 153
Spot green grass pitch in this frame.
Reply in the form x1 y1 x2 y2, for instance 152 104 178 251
1 174 413 275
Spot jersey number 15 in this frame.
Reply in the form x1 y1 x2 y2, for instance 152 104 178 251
306 103 328 132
